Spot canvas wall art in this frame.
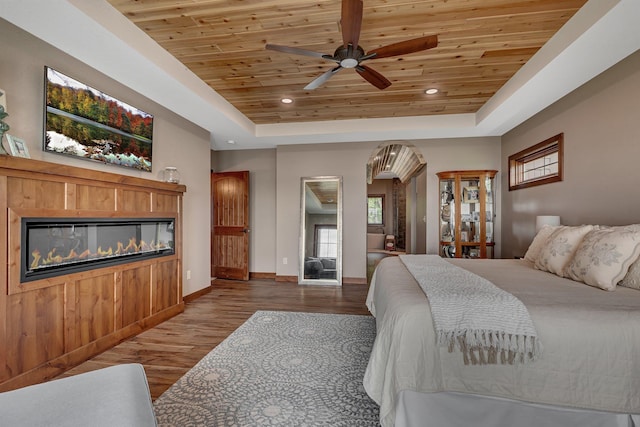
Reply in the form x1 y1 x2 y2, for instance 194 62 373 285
44 67 153 172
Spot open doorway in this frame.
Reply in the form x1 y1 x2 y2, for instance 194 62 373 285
366 142 427 283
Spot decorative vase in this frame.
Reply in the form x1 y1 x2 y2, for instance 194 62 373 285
164 166 180 183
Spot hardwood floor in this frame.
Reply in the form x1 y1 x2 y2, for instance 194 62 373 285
57 278 372 400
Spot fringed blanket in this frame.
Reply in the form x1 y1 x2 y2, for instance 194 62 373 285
399 255 541 364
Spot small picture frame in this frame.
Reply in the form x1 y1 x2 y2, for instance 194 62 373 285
6 134 30 158
462 186 479 203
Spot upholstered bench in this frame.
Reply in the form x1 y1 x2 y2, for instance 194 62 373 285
0 363 157 426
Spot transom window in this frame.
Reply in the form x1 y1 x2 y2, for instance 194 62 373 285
509 133 563 191
367 195 384 225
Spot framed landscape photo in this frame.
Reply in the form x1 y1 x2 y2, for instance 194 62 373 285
6 134 30 158
43 66 154 172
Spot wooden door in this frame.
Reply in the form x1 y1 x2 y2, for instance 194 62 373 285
211 171 250 280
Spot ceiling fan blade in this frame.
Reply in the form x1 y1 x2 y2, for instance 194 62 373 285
265 44 328 59
304 66 343 90
341 0 363 48
356 65 391 90
367 35 438 59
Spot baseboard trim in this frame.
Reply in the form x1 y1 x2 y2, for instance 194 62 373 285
183 284 213 303
250 272 276 280
275 275 367 285
188 274 366 287
343 277 368 285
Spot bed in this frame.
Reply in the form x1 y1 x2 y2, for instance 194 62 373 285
364 252 640 427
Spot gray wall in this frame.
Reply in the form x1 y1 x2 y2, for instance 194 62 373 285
275 138 500 280
0 18 212 296
501 49 640 258
213 148 277 274
276 143 368 280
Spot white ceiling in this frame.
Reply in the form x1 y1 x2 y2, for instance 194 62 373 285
2 0 639 151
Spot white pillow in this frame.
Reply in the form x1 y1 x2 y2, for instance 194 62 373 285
534 225 594 277
620 258 640 290
616 224 640 233
616 225 640 290
523 224 559 263
566 228 640 291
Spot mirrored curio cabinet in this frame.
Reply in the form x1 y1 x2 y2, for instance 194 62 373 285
437 170 497 259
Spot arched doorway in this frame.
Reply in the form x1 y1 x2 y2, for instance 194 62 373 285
366 142 426 282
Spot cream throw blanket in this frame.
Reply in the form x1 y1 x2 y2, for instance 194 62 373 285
399 255 542 364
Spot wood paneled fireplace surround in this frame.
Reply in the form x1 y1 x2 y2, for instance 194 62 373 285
0 156 185 391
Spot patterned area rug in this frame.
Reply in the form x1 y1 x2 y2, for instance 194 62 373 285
153 311 380 426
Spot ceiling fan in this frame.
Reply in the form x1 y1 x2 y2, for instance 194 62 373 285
265 0 438 90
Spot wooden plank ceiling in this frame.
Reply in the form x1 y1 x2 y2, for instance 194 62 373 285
107 0 587 125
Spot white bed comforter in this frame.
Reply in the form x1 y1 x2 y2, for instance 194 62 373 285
364 257 640 427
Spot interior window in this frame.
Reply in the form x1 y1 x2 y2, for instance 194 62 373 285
315 225 337 257
509 133 563 191
367 195 384 225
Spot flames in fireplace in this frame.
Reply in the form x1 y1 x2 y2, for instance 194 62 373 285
22 217 175 282
30 237 171 270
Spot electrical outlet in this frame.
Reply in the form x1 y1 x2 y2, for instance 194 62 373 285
283 257 288 265
186 270 191 280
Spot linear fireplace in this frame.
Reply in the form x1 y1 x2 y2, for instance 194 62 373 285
21 217 175 282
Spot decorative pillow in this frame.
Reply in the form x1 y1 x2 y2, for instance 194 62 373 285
534 225 594 277
598 224 640 232
620 258 640 290
615 225 640 290
523 224 559 263
616 224 640 233
566 228 640 291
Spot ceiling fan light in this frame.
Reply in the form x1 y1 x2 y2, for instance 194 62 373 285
340 57 359 68
425 88 438 95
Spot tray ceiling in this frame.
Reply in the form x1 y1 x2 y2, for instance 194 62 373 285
107 0 588 125
5 0 636 150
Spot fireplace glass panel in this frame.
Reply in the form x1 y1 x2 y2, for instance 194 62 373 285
21 218 175 282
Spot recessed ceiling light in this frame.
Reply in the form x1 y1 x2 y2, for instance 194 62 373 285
227 139 235 144
281 98 293 104
425 88 438 95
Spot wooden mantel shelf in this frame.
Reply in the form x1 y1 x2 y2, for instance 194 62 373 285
0 154 185 392
0 155 186 193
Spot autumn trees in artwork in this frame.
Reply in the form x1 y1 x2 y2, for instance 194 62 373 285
45 69 154 171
